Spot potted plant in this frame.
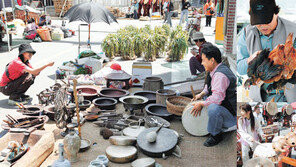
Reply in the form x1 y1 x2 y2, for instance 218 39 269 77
166 26 189 62
153 26 168 58
102 34 118 59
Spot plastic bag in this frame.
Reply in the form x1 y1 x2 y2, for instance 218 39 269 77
77 57 103 74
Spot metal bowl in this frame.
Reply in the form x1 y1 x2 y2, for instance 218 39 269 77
98 88 130 100
119 95 149 114
92 97 117 110
79 100 92 110
79 138 91 152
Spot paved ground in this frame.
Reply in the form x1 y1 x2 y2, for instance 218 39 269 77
0 17 218 121
0 17 237 167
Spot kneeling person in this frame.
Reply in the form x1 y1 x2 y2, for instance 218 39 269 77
191 44 237 147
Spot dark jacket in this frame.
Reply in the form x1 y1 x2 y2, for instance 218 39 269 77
181 0 191 11
205 63 237 116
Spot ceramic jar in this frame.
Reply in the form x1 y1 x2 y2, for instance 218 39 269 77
63 131 81 162
88 160 105 167
52 143 71 167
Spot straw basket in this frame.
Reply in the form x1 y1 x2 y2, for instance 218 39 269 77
166 96 191 116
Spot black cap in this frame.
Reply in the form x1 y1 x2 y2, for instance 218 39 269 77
18 44 36 56
249 0 277 25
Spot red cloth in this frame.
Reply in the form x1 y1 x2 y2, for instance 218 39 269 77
0 57 32 87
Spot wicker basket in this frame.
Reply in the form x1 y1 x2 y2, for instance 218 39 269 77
166 96 191 116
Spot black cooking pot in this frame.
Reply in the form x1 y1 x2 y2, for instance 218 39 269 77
145 104 174 121
132 91 156 104
92 97 117 110
119 95 149 114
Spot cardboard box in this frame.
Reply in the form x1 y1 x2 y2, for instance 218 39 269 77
132 62 152 86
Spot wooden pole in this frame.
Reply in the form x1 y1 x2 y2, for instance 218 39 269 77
72 79 81 138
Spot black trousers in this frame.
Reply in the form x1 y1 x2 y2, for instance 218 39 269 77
206 15 212 26
0 73 34 100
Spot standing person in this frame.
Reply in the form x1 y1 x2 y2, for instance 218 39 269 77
138 0 144 18
203 0 214 27
237 0 296 102
191 44 237 147
179 0 191 27
133 0 139 19
187 32 209 80
143 0 152 16
253 104 265 126
163 0 173 27
238 103 263 164
0 44 54 105
152 0 160 12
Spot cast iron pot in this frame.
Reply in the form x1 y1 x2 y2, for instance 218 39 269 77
145 104 174 121
119 95 149 114
132 91 156 104
92 97 117 110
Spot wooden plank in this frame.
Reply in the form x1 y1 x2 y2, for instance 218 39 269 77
14 132 55 167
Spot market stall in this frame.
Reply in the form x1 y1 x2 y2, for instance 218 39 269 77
237 102 296 167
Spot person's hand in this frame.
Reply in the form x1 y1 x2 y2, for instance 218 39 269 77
247 51 261 64
191 50 198 56
47 62 54 67
191 93 203 102
190 101 204 117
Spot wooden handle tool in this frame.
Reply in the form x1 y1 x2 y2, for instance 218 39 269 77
73 79 82 138
190 85 196 99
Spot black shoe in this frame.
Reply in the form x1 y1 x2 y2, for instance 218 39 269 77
203 133 223 147
8 97 28 106
21 94 32 100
